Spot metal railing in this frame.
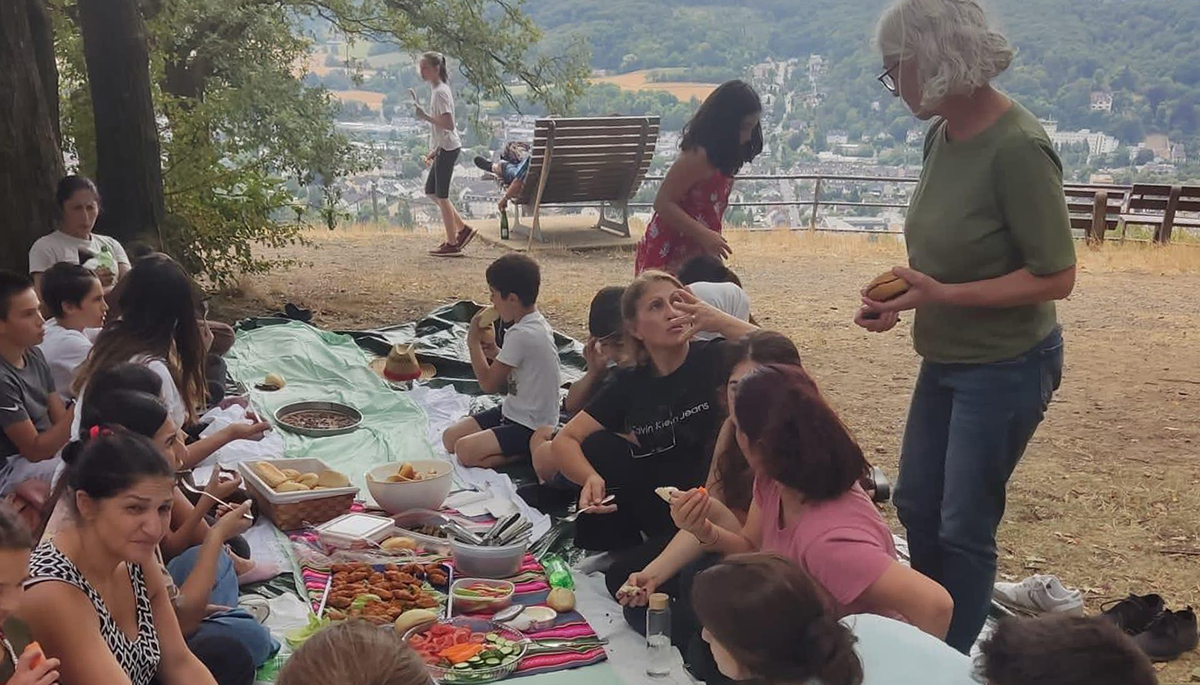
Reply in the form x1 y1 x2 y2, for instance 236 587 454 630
629 173 919 230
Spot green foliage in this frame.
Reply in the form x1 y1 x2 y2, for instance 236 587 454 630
524 0 1200 175
52 0 589 287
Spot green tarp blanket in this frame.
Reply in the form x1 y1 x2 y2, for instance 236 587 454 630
226 321 436 492
228 302 588 488
239 300 587 397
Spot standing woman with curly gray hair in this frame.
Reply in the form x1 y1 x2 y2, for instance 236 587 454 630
856 0 1076 653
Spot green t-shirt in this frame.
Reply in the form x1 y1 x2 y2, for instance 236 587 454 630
905 102 1076 363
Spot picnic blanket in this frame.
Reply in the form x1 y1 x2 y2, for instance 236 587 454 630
239 300 587 398
225 321 437 494
219 314 614 682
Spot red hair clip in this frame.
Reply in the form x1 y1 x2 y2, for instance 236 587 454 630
89 425 111 439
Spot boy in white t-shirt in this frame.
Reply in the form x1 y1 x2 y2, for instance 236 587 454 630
442 254 561 468
677 254 753 341
36 263 108 399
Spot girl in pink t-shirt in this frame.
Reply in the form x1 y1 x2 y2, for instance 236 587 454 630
668 363 954 638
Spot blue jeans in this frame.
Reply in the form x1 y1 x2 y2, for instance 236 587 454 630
167 546 280 667
894 327 1064 653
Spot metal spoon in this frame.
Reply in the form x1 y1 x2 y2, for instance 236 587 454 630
561 494 616 523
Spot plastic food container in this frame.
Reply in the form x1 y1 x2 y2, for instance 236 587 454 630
450 538 528 579
450 578 514 614
315 513 394 549
404 617 528 684
391 510 476 556
505 606 557 632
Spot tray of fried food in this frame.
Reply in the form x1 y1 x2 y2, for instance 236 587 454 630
324 561 448 624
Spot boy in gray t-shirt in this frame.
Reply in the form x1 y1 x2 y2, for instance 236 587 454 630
0 271 75 494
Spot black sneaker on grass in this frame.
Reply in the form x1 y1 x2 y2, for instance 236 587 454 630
1101 593 1165 634
1135 607 1198 662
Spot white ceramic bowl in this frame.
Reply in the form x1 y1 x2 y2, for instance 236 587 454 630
365 460 453 514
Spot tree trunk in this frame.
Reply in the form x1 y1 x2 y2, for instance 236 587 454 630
77 0 164 245
0 0 64 273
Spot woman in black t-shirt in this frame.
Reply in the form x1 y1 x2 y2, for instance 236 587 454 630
551 270 757 551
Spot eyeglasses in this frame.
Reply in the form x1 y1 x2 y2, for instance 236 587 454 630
878 66 899 97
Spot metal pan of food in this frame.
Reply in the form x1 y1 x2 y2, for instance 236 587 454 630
274 401 363 437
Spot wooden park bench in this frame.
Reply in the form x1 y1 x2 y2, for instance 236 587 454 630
511 116 659 243
1063 184 1129 243
1118 183 1200 243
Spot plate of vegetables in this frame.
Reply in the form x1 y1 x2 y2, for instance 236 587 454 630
405 617 528 683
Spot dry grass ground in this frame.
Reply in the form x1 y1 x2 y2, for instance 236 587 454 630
216 227 1200 680
593 69 719 103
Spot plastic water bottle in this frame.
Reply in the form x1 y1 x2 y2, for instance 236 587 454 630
499 207 510 240
543 554 574 590
646 593 672 677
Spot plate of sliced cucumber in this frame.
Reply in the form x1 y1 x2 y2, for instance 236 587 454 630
404 617 529 683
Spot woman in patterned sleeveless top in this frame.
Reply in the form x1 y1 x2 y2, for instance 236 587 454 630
21 429 216 685
635 80 764 275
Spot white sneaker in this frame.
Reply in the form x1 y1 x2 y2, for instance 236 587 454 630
993 574 1084 616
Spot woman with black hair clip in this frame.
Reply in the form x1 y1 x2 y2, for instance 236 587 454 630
21 428 223 685
635 80 764 275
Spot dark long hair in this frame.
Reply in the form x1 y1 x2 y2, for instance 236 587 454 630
733 364 868 501
57 427 175 516
712 331 803 513
55 175 100 210
692 554 863 685
73 253 206 422
41 383 171 535
41 262 100 319
680 80 763 177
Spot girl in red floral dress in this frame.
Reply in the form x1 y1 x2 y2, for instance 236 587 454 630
635 80 764 275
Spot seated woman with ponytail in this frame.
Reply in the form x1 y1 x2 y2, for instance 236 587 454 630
692 554 973 685
668 364 953 639
19 428 220 685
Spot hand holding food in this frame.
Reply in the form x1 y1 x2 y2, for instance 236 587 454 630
670 487 712 539
617 571 657 607
863 270 910 302
654 486 682 503
9 642 59 685
229 418 271 442
579 474 615 513
861 266 944 313
212 501 254 541
204 468 243 501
